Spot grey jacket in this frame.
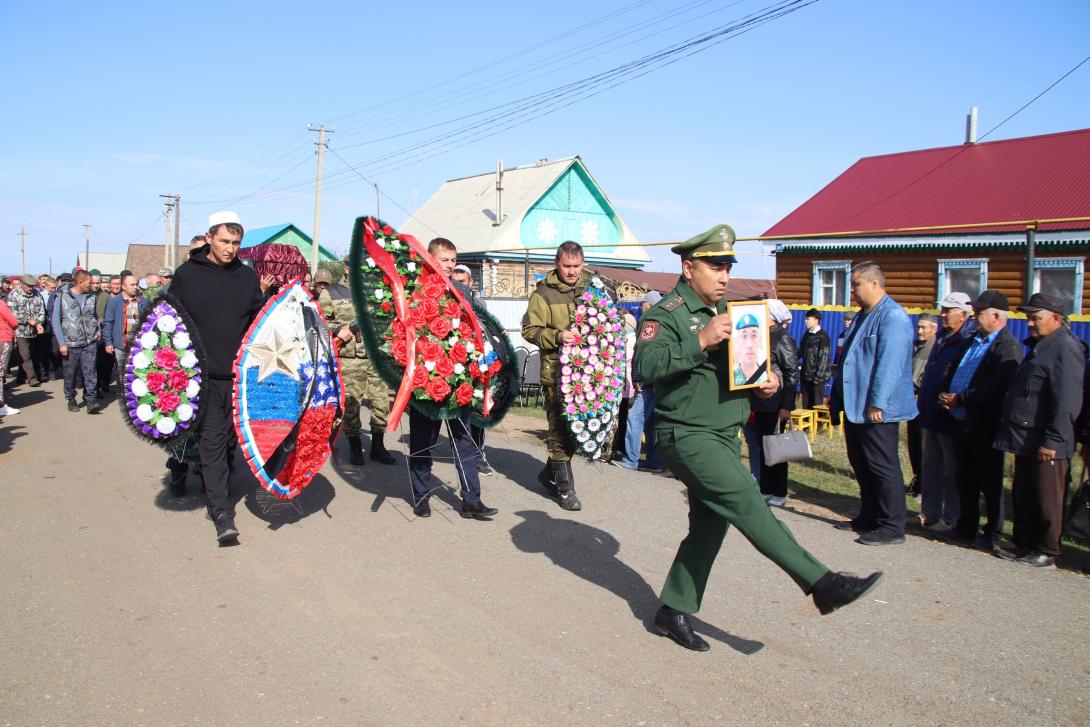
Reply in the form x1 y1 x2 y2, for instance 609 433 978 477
51 285 100 348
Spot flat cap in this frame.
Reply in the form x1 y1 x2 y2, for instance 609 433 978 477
313 269 333 285
158 266 174 277
671 224 737 263
1018 292 1066 315
20 274 36 286
972 290 1009 311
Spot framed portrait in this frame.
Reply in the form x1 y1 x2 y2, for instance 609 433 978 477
727 301 771 391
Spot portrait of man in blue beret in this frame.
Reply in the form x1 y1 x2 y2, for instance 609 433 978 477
730 304 769 388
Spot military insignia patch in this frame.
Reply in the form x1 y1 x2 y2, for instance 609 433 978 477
639 321 659 341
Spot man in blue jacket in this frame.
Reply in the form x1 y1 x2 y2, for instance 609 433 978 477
830 262 917 545
102 273 148 388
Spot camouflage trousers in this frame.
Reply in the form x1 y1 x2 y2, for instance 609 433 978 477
543 385 576 461
341 357 390 437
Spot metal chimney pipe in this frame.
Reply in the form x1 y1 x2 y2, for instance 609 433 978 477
494 159 504 226
965 106 978 144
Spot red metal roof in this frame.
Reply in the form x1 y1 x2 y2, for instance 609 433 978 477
763 128 1090 238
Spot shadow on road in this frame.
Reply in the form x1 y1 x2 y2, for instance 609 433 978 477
243 473 336 530
510 510 763 655
0 424 27 453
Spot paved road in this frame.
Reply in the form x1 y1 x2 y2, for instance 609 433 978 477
1 379 1088 726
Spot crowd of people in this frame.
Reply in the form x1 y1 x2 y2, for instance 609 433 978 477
3 214 1087 652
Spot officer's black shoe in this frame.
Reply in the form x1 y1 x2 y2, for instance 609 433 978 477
369 432 396 465
67 399 79 412
811 570 883 615
347 435 365 466
653 606 709 652
413 498 432 518
553 460 582 511
460 500 498 520
994 545 1031 561
214 515 240 543
537 463 558 496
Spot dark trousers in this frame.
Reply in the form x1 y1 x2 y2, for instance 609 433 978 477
408 406 482 506
32 333 55 378
16 336 38 383
844 421 907 536
755 410 789 498
198 379 238 520
906 416 923 479
95 342 114 393
1011 454 1069 556
800 380 826 409
62 344 97 404
953 432 1005 543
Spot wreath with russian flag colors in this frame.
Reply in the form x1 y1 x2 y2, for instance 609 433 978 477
559 276 625 460
348 216 516 428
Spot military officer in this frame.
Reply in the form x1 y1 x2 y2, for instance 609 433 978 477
318 264 396 465
633 224 883 652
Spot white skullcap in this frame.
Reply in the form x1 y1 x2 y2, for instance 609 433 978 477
208 210 242 229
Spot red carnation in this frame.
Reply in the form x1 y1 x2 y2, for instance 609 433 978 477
429 316 453 339
412 365 429 389
168 369 189 391
392 320 406 339
155 348 179 370
468 361 479 378
421 298 440 319
382 275 391 287
409 250 417 260
449 342 468 364
425 377 451 402
381 301 391 314
157 390 180 414
382 225 394 236
455 382 474 407
390 338 409 365
489 360 503 376
146 371 168 394
435 355 455 378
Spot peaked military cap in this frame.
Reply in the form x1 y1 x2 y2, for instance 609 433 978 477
671 224 737 263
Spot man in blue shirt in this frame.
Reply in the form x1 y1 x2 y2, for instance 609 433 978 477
938 291 1024 551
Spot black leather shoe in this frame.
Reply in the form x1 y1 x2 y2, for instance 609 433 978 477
369 433 396 465
857 529 905 546
1015 551 1055 568
994 546 1030 561
460 501 498 520
167 466 188 497
413 498 432 518
652 606 709 652
811 571 884 615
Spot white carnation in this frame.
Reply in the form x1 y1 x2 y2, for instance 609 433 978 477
131 379 148 397
366 256 376 268
156 315 177 333
186 380 200 398
132 352 150 370
136 404 153 422
424 361 436 372
374 289 384 300
465 342 475 353
176 403 193 422
407 262 417 272
180 351 198 369
139 331 158 350
155 417 177 435
473 388 483 399
452 318 460 328
453 363 465 375
172 331 191 349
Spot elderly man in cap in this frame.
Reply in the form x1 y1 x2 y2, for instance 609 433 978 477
614 290 666 472
934 291 1023 550
7 274 46 387
830 262 916 546
993 293 1085 567
634 224 882 652
916 292 976 530
169 211 266 543
905 313 939 496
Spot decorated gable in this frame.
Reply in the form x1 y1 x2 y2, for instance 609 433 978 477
520 164 620 253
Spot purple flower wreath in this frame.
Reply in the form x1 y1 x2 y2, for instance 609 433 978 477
558 276 626 460
123 298 204 441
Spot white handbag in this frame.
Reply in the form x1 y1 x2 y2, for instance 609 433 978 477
762 418 812 465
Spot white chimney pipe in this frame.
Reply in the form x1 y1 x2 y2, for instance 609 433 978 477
965 106 978 144
494 159 504 226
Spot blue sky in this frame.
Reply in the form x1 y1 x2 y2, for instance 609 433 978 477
2 0 1088 279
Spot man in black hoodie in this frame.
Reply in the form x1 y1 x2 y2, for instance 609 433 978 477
169 211 266 543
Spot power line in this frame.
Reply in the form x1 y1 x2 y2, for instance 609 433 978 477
325 146 442 239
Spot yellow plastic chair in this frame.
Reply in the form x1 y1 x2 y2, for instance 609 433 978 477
789 409 816 441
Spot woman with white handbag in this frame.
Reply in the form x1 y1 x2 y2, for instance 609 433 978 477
751 300 803 507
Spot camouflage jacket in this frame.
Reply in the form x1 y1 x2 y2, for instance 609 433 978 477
7 286 45 338
319 283 367 359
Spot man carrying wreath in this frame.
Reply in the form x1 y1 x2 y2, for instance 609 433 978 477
633 224 882 652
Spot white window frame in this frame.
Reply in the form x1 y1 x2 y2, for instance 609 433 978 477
936 258 988 300
1033 257 1085 314
811 260 852 307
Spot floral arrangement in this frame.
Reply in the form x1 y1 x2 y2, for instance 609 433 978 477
559 276 625 459
123 295 205 443
349 216 516 428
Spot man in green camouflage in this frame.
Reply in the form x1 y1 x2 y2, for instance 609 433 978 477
520 240 590 511
317 265 395 465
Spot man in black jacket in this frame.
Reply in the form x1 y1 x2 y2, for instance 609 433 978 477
798 308 831 408
993 293 1085 567
169 211 266 543
937 291 1022 551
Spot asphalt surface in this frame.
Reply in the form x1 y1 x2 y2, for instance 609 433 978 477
1 379 1088 726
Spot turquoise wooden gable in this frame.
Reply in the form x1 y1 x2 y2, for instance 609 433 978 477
520 163 620 254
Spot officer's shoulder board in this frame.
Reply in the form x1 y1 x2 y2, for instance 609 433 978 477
661 295 685 312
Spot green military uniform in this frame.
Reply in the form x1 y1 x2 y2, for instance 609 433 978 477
319 282 390 437
521 268 593 461
633 226 828 615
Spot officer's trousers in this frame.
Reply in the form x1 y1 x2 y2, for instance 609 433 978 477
656 426 828 614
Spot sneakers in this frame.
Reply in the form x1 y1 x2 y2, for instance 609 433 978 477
214 515 239 543
67 399 79 412
0 405 19 416
413 498 432 518
811 571 884 615
857 529 906 546
476 454 495 476
610 460 637 471
764 495 787 507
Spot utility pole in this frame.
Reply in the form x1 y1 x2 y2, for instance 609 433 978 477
173 194 181 269
159 194 178 267
309 123 334 276
19 226 25 275
82 224 91 271
374 183 380 219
